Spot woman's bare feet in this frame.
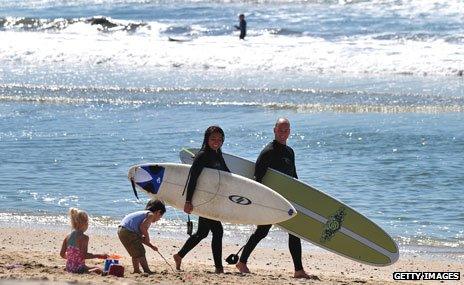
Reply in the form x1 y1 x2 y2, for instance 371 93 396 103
294 269 320 280
173 254 182 270
235 261 251 273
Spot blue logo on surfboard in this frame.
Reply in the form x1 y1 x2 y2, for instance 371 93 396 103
134 165 165 194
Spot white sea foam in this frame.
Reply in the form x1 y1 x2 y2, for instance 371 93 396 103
1 24 463 78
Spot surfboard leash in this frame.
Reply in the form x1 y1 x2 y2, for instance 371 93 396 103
226 234 252 264
181 165 193 197
182 165 195 236
187 214 193 236
189 169 221 209
226 244 245 265
130 179 140 201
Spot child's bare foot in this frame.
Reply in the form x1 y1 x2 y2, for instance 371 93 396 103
173 254 182 270
215 267 224 274
294 270 320 280
235 261 250 273
132 270 141 274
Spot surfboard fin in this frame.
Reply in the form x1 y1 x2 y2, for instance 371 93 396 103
130 179 140 200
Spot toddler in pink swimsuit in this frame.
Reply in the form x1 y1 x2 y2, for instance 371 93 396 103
60 208 107 274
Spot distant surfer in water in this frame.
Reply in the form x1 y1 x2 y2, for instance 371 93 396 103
235 14 247 40
173 126 230 274
235 118 320 280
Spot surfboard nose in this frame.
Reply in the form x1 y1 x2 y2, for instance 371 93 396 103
129 164 165 195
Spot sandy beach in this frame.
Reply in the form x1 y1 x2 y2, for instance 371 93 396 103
0 227 462 285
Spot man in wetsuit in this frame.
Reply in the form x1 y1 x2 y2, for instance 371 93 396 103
235 14 246 40
236 118 319 280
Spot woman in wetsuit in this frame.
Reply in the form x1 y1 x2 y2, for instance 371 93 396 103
173 125 230 273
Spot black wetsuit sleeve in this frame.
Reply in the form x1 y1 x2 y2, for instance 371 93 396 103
254 148 273 183
185 152 207 202
220 155 231 173
291 148 298 179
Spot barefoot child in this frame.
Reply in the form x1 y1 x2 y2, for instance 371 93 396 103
118 199 166 274
60 208 108 274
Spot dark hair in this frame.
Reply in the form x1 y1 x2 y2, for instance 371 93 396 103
200 125 225 152
145 199 166 214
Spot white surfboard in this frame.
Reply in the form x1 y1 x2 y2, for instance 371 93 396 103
128 163 296 225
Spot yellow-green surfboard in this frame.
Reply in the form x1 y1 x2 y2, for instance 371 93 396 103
180 148 399 266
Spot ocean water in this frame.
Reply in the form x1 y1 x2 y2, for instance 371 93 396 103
0 0 463 259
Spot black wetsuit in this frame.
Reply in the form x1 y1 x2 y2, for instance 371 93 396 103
239 140 304 271
237 19 246 39
177 148 230 270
